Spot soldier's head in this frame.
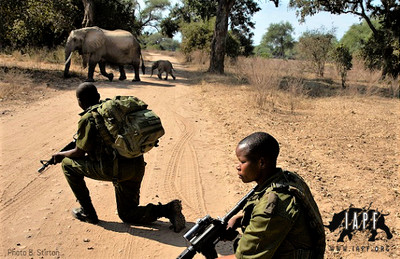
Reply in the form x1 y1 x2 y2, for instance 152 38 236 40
76 82 100 110
235 132 280 184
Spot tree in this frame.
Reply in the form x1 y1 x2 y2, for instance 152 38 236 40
340 20 379 55
132 0 172 35
89 0 171 36
82 0 94 27
180 19 215 59
297 29 336 77
209 0 278 73
208 0 235 74
164 0 269 71
331 44 353 88
229 0 261 56
259 21 295 58
289 0 400 78
0 0 82 49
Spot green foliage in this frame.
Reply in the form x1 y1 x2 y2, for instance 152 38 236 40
289 0 399 78
331 44 353 88
340 20 379 55
229 0 261 37
92 0 171 36
141 33 180 51
0 0 172 49
258 21 295 58
180 18 215 57
184 0 218 21
253 45 272 58
91 0 137 32
230 30 256 57
297 29 336 77
160 17 180 38
225 32 241 59
362 30 400 78
164 0 261 58
0 0 82 49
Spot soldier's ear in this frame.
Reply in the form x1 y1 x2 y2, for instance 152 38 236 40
259 157 266 169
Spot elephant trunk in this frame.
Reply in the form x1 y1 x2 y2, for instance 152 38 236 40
64 49 73 78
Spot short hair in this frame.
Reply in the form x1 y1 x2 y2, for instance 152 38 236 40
76 82 100 104
238 132 280 163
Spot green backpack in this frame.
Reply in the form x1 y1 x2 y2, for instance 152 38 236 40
90 95 165 158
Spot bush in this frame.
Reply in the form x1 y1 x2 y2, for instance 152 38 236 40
180 18 215 61
331 44 353 88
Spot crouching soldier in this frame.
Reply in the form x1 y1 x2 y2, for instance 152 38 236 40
52 82 185 232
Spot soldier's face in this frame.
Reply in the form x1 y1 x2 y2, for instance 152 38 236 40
235 144 262 183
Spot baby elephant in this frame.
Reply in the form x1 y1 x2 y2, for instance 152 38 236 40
151 60 176 80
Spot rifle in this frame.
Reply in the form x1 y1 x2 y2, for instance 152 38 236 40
38 139 76 173
177 185 257 259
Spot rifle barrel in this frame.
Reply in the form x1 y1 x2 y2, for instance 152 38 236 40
221 185 257 223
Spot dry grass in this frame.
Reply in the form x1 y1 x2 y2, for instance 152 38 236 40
227 57 309 113
227 56 399 111
0 47 83 102
0 67 40 100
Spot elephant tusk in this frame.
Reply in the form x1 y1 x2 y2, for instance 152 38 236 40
65 52 73 65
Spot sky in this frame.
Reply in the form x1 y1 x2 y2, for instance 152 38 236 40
252 0 363 44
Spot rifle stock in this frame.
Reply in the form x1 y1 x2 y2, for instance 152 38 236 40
177 185 257 259
38 140 76 173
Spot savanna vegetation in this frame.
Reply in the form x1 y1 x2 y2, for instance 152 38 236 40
0 0 399 104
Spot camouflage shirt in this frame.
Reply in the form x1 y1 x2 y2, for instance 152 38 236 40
235 168 323 259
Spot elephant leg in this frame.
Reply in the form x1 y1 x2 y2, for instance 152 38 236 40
99 61 113 82
170 71 176 80
164 71 168 80
132 62 141 82
119 66 127 81
157 71 162 80
86 61 97 82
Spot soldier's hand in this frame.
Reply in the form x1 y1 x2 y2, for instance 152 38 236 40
227 214 243 230
52 153 65 164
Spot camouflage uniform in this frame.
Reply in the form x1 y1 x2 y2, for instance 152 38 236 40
62 110 163 223
235 168 325 259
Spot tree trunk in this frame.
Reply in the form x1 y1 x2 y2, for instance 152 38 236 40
208 0 235 74
82 0 94 27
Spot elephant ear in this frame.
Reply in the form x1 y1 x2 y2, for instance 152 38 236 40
82 28 105 54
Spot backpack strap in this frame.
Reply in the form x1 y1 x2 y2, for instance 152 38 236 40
91 108 120 185
91 109 115 148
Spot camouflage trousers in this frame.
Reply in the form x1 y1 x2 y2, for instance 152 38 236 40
61 155 161 223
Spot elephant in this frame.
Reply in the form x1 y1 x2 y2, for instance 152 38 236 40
64 26 145 82
150 60 176 80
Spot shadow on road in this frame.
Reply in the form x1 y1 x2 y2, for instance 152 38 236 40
97 220 194 247
97 220 236 256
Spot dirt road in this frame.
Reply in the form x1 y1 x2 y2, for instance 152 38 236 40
1 52 399 259
0 52 240 259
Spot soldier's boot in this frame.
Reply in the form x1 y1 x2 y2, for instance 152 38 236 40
158 200 186 232
72 201 99 224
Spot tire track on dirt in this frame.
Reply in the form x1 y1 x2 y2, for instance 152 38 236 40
163 111 207 216
0 175 51 223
